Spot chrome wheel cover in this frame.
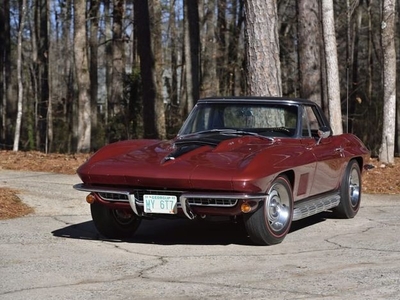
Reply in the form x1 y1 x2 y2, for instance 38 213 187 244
349 167 361 207
265 183 291 232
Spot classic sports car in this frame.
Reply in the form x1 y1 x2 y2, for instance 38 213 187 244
74 97 370 245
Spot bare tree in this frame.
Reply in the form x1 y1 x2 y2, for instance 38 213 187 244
228 0 245 96
201 0 218 97
135 0 158 138
89 0 99 147
0 0 17 147
244 0 281 96
74 0 91 152
62 0 74 153
168 0 178 106
297 0 322 107
34 0 50 151
110 0 125 118
13 0 27 151
0 0 12 145
347 1 363 133
216 0 245 96
321 0 342 135
217 0 228 95
379 0 396 164
149 0 166 139
104 0 112 129
183 1 200 115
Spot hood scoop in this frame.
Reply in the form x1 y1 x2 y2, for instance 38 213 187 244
163 135 225 162
163 144 208 162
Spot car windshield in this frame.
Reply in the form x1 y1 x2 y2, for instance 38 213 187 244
178 102 299 138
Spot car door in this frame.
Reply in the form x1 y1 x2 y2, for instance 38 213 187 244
300 105 347 196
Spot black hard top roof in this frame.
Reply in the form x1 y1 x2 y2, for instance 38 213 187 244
198 96 317 106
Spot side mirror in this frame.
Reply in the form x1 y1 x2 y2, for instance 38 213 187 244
317 126 331 145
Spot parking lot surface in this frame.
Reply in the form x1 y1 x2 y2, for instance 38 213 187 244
1 170 400 299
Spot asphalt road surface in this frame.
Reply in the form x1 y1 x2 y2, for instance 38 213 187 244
1 170 400 300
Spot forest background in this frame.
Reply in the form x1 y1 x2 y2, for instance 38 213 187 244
0 0 398 163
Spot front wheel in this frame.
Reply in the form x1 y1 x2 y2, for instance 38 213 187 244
90 202 141 239
244 176 293 245
333 159 361 218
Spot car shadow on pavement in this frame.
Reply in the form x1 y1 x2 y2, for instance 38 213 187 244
52 214 328 246
52 218 253 245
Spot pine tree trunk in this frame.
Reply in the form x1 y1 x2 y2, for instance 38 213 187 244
379 0 396 164
321 0 343 135
244 0 282 96
74 0 91 152
13 0 27 151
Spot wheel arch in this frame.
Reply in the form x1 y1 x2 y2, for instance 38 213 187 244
353 156 364 172
276 170 295 191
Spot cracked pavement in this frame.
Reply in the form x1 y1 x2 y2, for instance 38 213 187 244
1 170 400 299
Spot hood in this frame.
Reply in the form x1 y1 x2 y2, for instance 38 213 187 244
77 133 277 191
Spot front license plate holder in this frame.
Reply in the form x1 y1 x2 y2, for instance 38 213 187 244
143 194 178 214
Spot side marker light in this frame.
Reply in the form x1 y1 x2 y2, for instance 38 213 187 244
86 194 96 204
241 202 252 213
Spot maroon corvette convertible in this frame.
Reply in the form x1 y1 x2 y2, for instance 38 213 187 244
74 97 370 245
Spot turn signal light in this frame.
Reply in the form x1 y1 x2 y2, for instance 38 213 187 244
241 202 252 213
86 194 96 204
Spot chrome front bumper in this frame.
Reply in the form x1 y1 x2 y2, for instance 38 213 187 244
73 183 265 220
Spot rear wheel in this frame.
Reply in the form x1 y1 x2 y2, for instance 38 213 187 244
244 176 293 245
333 159 361 218
90 202 141 239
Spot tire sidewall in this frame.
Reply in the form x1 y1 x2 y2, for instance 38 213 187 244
90 202 141 239
264 176 293 239
244 175 293 245
338 160 361 218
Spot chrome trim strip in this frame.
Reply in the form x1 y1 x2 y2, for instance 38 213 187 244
127 194 139 215
73 183 136 194
73 184 139 215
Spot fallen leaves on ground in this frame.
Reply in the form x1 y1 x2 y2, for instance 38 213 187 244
0 187 33 219
0 151 90 219
362 158 400 195
0 151 398 220
0 150 90 174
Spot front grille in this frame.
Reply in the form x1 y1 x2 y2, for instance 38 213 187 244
136 190 239 208
186 197 237 207
98 189 238 208
98 192 129 202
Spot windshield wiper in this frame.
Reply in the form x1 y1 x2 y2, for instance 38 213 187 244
181 129 274 141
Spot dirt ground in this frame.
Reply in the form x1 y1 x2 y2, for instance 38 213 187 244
0 150 399 219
